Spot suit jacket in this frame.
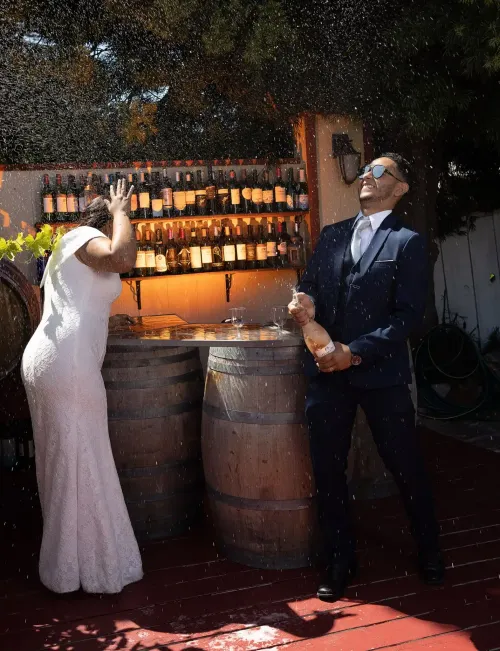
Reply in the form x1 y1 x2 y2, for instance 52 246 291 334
298 213 428 388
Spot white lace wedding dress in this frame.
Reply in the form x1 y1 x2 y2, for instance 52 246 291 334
21 226 143 593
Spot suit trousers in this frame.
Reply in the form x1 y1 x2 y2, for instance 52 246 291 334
305 374 440 563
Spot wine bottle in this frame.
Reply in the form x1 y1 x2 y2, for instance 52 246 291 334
165 228 180 275
177 227 191 273
266 222 278 268
151 172 164 220
229 170 241 214
173 172 187 217
128 173 138 219
262 170 274 212
66 175 79 222
212 226 224 271
205 170 217 215
138 172 151 219
77 175 87 215
245 225 257 269
55 173 68 222
290 290 336 358
200 227 213 271
134 228 146 277
240 169 252 213
41 174 55 223
195 170 207 215
154 228 167 275
274 167 287 211
277 220 290 267
217 170 230 214
161 169 174 218
235 225 247 270
288 218 305 267
286 168 296 211
144 230 156 277
185 172 196 216
297 168 309 211
189 226 203 273
251 169 263 213
256 224 268 268
222 225 236 271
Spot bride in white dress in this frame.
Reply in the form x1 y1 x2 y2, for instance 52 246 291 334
22 178 143 594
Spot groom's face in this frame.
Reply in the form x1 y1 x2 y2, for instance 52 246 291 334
359 157 408 208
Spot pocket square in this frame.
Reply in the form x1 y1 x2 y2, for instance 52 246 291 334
375 259 395 263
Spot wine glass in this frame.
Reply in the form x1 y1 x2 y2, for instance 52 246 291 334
230 307 245 339
271 306 288 337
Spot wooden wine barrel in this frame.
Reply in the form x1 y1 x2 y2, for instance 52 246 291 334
0 260 40 438
102 343 205 542
202 345 316 570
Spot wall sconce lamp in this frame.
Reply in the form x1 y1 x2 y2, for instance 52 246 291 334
332 134 361 185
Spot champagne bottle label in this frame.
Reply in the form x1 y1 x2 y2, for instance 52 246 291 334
315 340 336 357
139 192 150 209
173 191 186 210
78 196 87 213
256 243 267 260
266 241 277 256
278 241 287 255
299 193 309 210
223 244 236 262
190 247 202 269
242 187 252 201
130 194 138 212
43 197 54 213
151 199 163 216
263 190 273 204
246 242 257 260
162 187 173 208
67 196 77 212
236 243 247 260
135 251 146 268
286 193 294 210
275 187 286 203
231 189 241 205
145 251 156 267
155 254 167 273
201 246 213 264
186 190 196 205
56 195 68 213
166 248 179 269
252 188 263 203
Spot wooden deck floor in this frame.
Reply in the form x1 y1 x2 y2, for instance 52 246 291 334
1 428 500 651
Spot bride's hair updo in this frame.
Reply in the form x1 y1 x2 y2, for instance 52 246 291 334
78 196 111 230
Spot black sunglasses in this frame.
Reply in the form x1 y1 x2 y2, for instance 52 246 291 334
358 164 405 183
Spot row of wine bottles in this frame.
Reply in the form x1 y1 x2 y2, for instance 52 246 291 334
127 219 305 277
40 167 309 223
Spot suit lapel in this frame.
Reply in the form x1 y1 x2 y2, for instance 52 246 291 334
357 213 398 277
329 217 356 282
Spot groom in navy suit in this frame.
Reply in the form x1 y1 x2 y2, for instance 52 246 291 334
290 153 444 602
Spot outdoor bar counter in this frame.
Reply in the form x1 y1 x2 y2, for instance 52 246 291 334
105 315 396 570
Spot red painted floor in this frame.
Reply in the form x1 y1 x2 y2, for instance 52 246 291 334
1 428 500 651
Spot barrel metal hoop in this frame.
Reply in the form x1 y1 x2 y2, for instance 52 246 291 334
103 349 198 367
108 398 202 420
118 458 201 478
208 359 303 376
203 401 306 425
207 484 312 511
104 369 202 390
125 483 205 504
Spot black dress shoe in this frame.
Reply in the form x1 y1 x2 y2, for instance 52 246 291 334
418 549 445 585
317 558 357 602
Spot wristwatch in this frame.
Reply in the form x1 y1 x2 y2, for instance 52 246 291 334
351 354 362 366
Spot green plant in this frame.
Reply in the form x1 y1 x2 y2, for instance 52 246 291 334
0 224 66 261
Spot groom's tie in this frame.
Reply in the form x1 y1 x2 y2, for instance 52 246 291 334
351 217 372 264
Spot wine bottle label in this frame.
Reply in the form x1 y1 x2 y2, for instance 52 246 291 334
218 189 229 209
212 245 223 266
278 241 288 255
275 187 286 203
78 196 87 212
246 243 257 260
173 191 186 210
145 251 156 267
242 187 252 201
286 194 294 210
135 251 146 268
43 197 54 213
178 247 190 264
196 194 207 211
299 193 309 210
201 246 213 264
166 248 179 268
139 192 150 209
56 195 68 213
252 188 263 203
266 241 277 256
256 243 267 260
130 194 138 212
190 246 202 268
223 244 236 262
151 199 163 216
289 246 299 264
162 187 173 208
263 190 274 204
236 243 247 260
231 189 241 205
185 190 196 205
67 196 77 213
206 185 216 200
315 340 336 358
155 254 167 273
195 189 206 196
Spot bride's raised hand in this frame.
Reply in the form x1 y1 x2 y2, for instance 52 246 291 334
105 177 134 216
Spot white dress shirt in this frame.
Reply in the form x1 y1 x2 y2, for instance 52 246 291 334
351 210 392 262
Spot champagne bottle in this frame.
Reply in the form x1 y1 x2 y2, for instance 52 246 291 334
290 290 336 358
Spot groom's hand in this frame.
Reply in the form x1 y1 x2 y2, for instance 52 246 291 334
315 342 352 372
